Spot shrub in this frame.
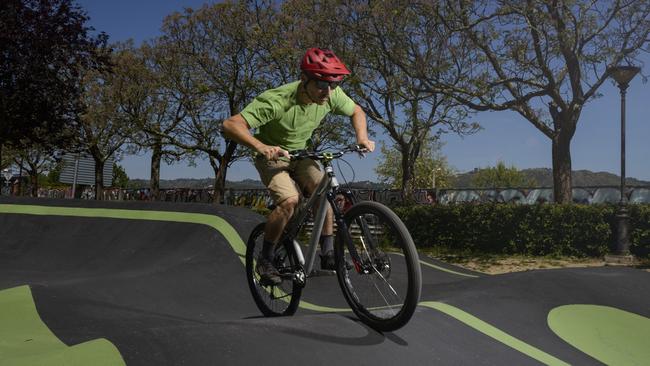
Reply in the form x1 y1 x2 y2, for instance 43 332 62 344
394 203 650 257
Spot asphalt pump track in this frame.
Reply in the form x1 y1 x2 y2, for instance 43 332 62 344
1 197 649 365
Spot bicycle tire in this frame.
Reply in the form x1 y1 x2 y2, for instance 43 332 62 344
245 223 302 317
335 201 422 331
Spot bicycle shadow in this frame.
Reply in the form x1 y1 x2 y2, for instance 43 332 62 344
257 314 410 346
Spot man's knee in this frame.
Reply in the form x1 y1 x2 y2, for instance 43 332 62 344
302 177 323 196
276 195 299 216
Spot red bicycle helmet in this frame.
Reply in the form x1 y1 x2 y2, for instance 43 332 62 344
300 48 351 82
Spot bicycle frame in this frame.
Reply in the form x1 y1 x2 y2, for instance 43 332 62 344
281 162 341 275
276 147 374 278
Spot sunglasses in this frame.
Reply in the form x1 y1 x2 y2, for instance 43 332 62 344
312 79 341 90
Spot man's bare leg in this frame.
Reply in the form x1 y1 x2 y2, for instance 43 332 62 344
256 196 300 286
262 196 299 257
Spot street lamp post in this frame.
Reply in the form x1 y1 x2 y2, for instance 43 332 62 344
607 64 640 262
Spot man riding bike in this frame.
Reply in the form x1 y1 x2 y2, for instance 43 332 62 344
223 48 375 286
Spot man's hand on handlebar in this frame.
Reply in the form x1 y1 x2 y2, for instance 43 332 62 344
257 145 290 161
356 139 375 153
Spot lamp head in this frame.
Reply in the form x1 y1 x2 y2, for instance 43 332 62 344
609 65 641 86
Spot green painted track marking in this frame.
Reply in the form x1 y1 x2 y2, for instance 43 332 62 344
421 301 570 366
548 305 650 366
419 259 480 278
394 253 480 278
0 204 247 258
0 285 125 366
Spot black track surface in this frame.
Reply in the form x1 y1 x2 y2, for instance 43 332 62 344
1 197 649 365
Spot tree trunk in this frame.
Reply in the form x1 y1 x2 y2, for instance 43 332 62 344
95 159 104 200
150 142 162 201
210 140 238 206
212 169 224 205
400 148 414 202
30 171 38 197
551 129 574 204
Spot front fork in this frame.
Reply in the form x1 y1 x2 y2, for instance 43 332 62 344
331 194 366 273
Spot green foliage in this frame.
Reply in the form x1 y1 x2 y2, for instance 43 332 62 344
394 203 647 257
375 140 454 189
471 161 536 188
1 0 109 151
32 161 66 188
112 164 129 188
1 148 16 170
250 206 271 217
629 205 650 258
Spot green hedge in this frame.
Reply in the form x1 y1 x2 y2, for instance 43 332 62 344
629 205 650 257
394 203 650 257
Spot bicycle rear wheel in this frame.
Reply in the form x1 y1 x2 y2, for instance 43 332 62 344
246 223 303 317
335 201 422 331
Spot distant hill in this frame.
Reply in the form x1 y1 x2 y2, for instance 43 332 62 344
453 168 650 188
339 180 391 189
127 169 649 190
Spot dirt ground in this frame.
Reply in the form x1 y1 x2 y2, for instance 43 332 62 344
430 254 650 274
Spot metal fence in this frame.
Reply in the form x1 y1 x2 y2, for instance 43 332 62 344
7 185 649 207
436 187 650 205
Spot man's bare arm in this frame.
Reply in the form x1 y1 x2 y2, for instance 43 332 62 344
350 105 375 152
223 114 289 160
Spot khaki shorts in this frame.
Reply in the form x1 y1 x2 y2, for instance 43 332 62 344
254 156 324 204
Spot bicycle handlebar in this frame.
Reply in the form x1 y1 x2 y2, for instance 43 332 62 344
288 145 368 161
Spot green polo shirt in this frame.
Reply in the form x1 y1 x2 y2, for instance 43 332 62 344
240 81 356 151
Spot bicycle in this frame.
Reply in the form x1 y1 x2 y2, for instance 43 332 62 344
245 145 422 331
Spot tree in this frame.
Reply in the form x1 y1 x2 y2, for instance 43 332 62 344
471 161 536 188
45 159 64 187
77 45 135 199
154 2 277 203
0 0 109 161
1 148 15 171
10 145 57 196
412 0 650 203
112 164 129 188
112 42 186 200
309 115 365 152
375 139 455 190
340 1 479 199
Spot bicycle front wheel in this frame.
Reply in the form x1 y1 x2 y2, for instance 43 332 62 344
246 223 303 317
335 201 422 331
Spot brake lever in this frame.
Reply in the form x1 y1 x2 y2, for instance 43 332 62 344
355 145 369 158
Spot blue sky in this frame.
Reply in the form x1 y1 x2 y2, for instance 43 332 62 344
77 0 650 182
